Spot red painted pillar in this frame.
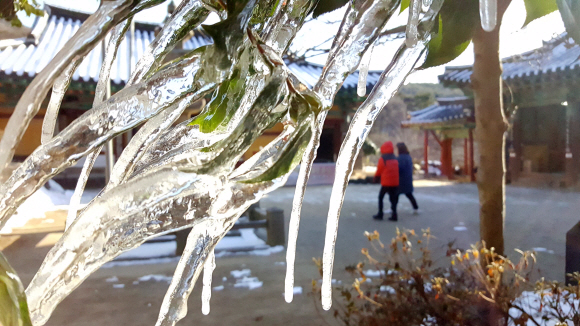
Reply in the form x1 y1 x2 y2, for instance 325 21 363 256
424 130 429 175
441 138 453 179
469 128 475 182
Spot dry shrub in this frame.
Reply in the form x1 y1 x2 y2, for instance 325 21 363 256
312 229 580 326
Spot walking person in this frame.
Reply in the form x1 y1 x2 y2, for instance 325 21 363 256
396 142 419 214
373 141 399 221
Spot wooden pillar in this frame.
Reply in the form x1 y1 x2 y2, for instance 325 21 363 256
424 130 429 175
464 138 468 176
441 138 453 179
469 128 475 182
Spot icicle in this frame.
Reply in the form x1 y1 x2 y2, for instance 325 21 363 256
405 0 421 47
285 0 401 303
357 43 374 97
321 43 427 311
201 249 216 315
320 0 444 309
41 61 80 144
156 220 233 326
284 112 324 303
0 0 143 175
479 0 497 32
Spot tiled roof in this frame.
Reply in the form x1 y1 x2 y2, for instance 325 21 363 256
439 33 580 86
401 96 474 128
0 6 381 90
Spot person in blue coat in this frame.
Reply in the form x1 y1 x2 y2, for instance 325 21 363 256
396 142 419 213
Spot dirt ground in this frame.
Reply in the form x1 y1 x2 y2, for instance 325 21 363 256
3 180 580 325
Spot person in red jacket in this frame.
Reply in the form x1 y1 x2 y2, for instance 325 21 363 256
373 141 399 221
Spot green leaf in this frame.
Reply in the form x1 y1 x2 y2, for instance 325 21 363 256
558 0 580 45
0 252 32 326
400 0 410 13
312 0 349 18
420 0 479 69
523 0 558 26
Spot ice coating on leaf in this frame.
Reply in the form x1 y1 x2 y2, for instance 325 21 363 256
0 48 217 230
27 164 289 325
67 20 130 229
107 94 202 190
0 252 32 326
0 0 144 175
320 0 444 310
357 42 374 97
66 150 98 230
201 249 216 315
127 0 213 85
285 0 400 303
479 0 497 32
405 0 421 47
41 61 80 144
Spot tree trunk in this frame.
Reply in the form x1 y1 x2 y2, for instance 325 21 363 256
471 0 511 255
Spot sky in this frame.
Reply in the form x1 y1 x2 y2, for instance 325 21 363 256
20 0 566 84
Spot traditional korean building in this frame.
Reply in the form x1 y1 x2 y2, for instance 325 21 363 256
0 5 381 187
401 96 475 180
430 33 580 187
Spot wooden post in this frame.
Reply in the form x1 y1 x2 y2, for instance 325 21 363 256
566 221 580 284
440 138 453 179
464 138 468 176
266 207 285 247
424 130 429 175
469 128 475 182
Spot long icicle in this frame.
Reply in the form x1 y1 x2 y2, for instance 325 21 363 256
201 249 216 315
65 20 130 230
479 0 497 32
41 61 80 144
156 219 234 326
322 44 428 311
405 0 421 47
0 0 140 175
285 0 400 303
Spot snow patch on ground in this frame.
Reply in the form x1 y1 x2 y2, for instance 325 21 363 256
213 285 224 291
454 226 468 231
364 269 385 277
102 256 180 268
233 276 263 290
216 229 267 251
105 276 119 283
230 269 252 278
215 245 284 258
1 180 70 233
282 286 303 296
112 284 125 289
137 274 173 283
116 242 176 260
274 261 285 266
532 247 555 254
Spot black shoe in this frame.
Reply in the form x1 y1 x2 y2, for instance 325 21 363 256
373 214 383 220
387 216 398 222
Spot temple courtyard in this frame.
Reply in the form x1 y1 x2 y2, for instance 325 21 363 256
2 180 579 325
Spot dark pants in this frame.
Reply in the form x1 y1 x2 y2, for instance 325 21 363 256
378 186 398 217
400 193 419 210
